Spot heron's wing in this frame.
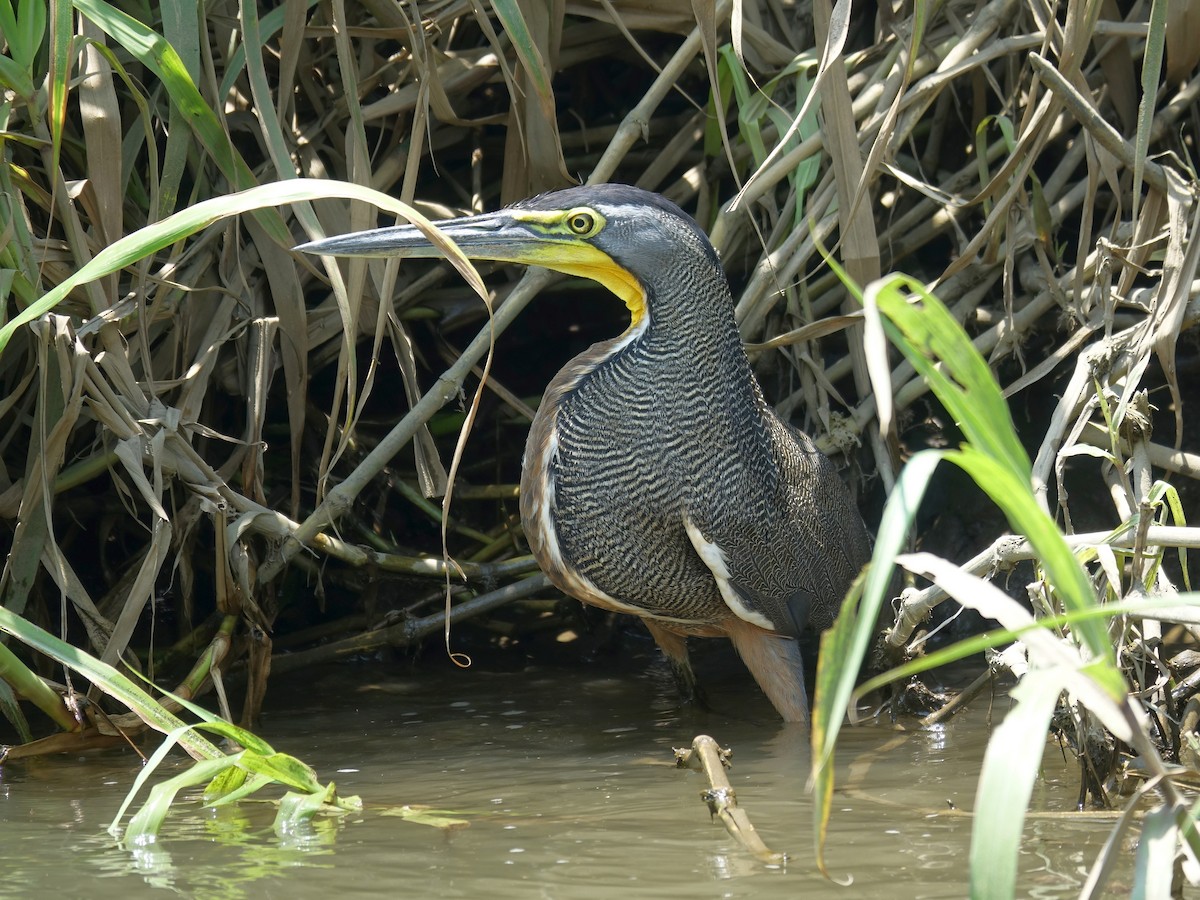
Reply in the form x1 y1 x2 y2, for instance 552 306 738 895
685 414 871 638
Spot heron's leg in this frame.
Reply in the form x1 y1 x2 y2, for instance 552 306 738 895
644 620 709 709
725 618 809 724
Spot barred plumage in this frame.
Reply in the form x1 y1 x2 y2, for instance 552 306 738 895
516 186 872 722
299 183 873 723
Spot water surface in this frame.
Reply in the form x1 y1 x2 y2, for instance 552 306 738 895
0 649 1120 898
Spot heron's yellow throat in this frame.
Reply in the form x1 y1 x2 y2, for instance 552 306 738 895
512 209 647 328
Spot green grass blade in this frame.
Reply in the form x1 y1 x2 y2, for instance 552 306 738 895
968 669 1060 900
0 605 224 759
171 717 321 794
107 720 223 836
218 1 312 103
0 1 19 57
872 275 1030 476
1151 480 1191 589
488 0 556 124
1178 800 1200 874
203 763 250 801
853 592 1200 701
897 551 1132 739
1131 805 1179 898
123 756 237 844
0 55 34 97
0 0 45 97
1132 0 1168 222
0 640 77 732
19 0 47 66
869 276 1115 665
812 448 942 870
0 179 484 358
948 447 1118 675
275 785 339 835
0 677 33 743
206 772 271 807
159 0 200 78
236 752 323 794
72 0 259 195
116 680 324 796
46 0 70 171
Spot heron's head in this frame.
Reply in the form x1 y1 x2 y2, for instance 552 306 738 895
296 184 721 328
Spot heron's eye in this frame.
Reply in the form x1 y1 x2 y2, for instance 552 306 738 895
566 211 595 235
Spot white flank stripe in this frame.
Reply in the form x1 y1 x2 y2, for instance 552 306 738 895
683 517 775 630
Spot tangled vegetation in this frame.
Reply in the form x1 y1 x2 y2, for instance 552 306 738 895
1 0 1199 892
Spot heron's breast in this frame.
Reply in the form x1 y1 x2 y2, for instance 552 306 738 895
519 351 727 624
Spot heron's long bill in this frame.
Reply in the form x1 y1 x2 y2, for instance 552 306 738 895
295 211 536 262
296 208 645 315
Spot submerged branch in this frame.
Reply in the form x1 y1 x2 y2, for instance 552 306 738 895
674 734 786 865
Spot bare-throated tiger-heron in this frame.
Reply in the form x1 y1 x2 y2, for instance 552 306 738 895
299 184 872 723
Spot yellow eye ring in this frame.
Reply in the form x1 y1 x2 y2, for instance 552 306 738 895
566 211 596 235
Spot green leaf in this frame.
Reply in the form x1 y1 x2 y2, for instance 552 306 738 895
0 0 46 71
853 591 1200 702
866 276 1115 667
897 553 1133 742
109 723 209 837
947 447 1118 675
0 0 15 43
206 772 273 807
0 604 224 760
0 677 33 743
217 1 314 102
0 53 35 97
1132 0 1168 221
236 751 324 795
275 788 337 833
488 0 556 125
71 0 271 222
0 179 483 359
1151 479 1190 589
47 0 71 173
1131 804 1178 896
812 449 942 871
0 640 77 732
872 277 1030 476
968 669 1061 900
124 756 237 844
204 764 250 800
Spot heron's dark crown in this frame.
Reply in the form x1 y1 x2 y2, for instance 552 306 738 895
515 183 690 220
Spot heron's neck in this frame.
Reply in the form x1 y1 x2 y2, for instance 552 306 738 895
633 255 760 401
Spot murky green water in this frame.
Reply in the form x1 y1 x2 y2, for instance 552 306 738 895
0 650 1124 898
